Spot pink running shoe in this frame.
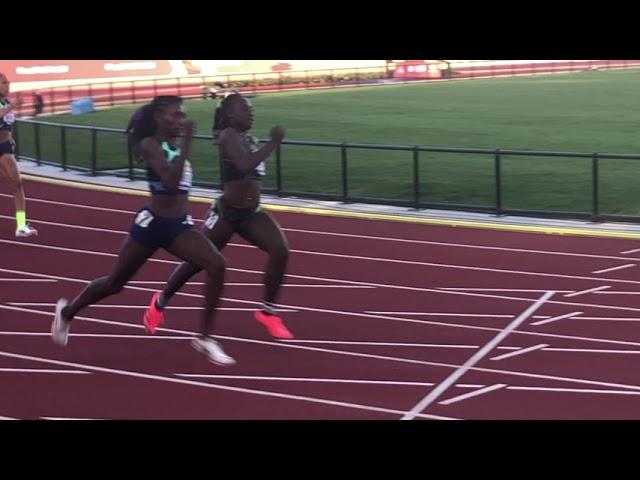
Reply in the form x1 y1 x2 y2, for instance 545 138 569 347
143 292 165 334
254 310 293 339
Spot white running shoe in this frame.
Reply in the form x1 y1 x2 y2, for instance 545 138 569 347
52 298 70 347
192 337 236 366
15 224 38 238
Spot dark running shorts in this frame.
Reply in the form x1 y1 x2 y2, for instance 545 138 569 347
129 207 194 250
203 195 262 232
0 140 15 156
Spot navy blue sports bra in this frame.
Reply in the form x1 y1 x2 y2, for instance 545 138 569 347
0 99 15 132
220 132 265 182
147 142 193 195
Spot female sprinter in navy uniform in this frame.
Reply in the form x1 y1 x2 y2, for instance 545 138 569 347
0 73 37 237
52 95 235 366
144 93 293 340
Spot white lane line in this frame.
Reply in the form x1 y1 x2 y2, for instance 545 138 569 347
129 281 374 289
175 374 438 387
0 278 56 282
0 193 135 214
621 248 640 255
564 286 610 298
438 384 507 405
0 214 124 235
8 237 640 291
7 199 638 264
544 347 640 354
365 312 515 318
0 350 454 421
595 291 640 295
438 288 572 293
507 386 640 395
0 368 89 374
490 344 548 361
10 244 640 322
3 332 578 356
8 303 640 395
572 316 640 321
282 339 640 356
6 302 297 313
592 264 635 275
174 374 489 390
531 312 583 326
8 269 640 351
0 416 18 420
0 331 190 340
401 291 555 420
280 339 482 349
281 226 640 262
41 417 106 421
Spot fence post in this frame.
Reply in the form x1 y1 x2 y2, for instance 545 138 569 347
341 143 349 202
275 143 282 195
132 81 136 103
127 133 134 181
413 146 420 209
109 82 114 106
592 153 599 221
49 88 55 114
61 126 67 171
34 123 41 166
495 149 503 215
91 128 97 176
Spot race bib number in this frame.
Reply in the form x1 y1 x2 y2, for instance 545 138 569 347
247 135 260 152
179 161 193 190
134 209 154 228
204 208 219 229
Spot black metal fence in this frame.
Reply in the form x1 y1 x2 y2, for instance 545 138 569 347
14 119 640 223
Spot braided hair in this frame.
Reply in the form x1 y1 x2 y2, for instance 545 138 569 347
129 95 183 143
128 96 183 160
0 73 9 100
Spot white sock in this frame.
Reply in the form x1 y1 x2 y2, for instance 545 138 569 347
262 301 276 315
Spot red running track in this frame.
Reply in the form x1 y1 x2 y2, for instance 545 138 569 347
2 178 640 419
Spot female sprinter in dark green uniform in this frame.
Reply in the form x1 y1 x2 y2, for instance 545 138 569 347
144 93 292 340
